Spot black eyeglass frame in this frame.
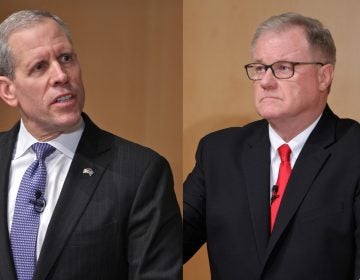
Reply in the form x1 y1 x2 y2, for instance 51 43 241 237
244 61 325 81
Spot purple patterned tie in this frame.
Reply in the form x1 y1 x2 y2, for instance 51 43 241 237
10 143 55 280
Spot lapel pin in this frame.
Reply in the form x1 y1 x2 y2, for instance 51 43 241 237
83 168 94 176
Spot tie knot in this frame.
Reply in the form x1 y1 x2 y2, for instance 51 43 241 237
278 144 291 162
31 143 56 160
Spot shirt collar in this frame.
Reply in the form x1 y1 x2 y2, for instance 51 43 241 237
268 114 322 158
13 118 85 160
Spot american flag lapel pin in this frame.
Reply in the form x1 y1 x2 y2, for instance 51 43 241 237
83 167 94 176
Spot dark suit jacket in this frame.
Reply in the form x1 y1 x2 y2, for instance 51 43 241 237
184 106 360 279
0 113 182 280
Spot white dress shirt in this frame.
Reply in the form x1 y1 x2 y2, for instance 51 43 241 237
8 118 84 259
268 115 321 200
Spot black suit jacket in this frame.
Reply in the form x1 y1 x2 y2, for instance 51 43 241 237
184 106 360 279
0 114 182 280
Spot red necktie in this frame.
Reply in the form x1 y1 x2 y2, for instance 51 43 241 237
270 144 292 232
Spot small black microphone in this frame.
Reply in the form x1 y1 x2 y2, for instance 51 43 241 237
29 190 46 213
271 185 279 205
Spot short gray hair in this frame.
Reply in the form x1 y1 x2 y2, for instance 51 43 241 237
0 10 72 79
251 12 336 65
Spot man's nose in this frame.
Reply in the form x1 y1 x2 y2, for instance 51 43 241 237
50 62 68 85
259 68 277 88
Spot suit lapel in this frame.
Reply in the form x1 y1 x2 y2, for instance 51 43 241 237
34 114 113 280
262 106 337 267
0 124 20 280
242 121 271 263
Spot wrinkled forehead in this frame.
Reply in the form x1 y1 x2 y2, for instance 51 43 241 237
7 19 72 68
5 18 72 51
8 19 70 50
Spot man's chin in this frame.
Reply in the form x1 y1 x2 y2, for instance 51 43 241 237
256 109 281 121
53 113 83 132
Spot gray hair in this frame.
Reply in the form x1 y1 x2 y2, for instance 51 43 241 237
251 12 336 65
0 10 72 79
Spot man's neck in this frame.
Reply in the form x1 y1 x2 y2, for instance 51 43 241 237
269 112 323 142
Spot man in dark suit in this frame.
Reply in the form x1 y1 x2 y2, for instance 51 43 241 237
0 10 181 279
183 12 360 279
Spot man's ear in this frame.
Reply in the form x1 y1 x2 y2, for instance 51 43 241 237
318 64 334 92
0 76 18 107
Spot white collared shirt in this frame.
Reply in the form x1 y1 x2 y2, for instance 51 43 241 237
8 118 84 259
268 115 321 200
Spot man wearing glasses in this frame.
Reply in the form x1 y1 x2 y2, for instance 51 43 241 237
184 13 360 279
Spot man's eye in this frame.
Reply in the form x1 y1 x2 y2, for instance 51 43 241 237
276 64 292 72
33 62 46 72
254 65 265 73
59 54 73 63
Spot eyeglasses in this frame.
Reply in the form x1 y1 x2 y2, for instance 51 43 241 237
244 61 325 81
